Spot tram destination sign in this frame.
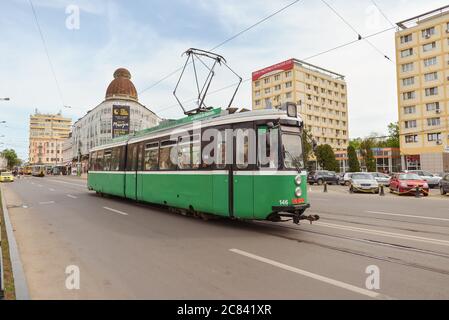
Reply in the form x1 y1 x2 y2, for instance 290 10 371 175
112 105 130 138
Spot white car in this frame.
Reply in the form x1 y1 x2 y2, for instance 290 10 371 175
349 173 379 194
370 172 391 187
408 170 441 188
340 173 354 186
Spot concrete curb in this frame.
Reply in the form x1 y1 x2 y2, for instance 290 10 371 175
0 186 30 300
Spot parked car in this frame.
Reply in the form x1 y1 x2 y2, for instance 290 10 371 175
408 170 441 188
370 172 391 187
439 173 449 195
389 173 429 196
340 173 354 186
307 171 339 185
0 171 15 183
349 173 379 194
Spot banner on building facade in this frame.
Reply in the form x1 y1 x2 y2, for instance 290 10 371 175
112 105 130 138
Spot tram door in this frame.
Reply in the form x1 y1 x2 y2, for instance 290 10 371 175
125 144 138 200
231 124 255 219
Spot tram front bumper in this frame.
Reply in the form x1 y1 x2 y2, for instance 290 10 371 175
270 204 319 224
272 204 311 214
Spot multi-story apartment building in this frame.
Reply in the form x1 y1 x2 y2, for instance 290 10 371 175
29 112 71 165
252 59 349 152
396 5 449 172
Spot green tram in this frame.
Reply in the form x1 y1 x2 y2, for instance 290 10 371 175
88 105 315 224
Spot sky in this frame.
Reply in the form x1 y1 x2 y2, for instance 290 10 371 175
1 0 448 160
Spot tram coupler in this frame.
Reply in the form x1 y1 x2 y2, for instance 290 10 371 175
297 214 320 225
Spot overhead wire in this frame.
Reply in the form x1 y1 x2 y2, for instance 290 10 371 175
139 0 303 95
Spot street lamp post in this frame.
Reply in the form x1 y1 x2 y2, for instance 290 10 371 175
0 98 10 101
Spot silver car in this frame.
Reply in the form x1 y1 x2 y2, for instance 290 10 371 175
349 173 379 194
370 172 391 187
408 170 442 188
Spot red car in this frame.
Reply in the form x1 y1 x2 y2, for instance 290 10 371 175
389 173 430 196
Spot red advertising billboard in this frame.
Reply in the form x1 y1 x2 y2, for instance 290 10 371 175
252 59 294 81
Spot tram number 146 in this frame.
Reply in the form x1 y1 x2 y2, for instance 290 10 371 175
279 200 289 206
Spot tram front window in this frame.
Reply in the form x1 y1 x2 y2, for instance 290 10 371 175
282 132 304 170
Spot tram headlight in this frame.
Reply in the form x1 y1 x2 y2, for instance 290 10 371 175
295 187 302 197
295 175 302 186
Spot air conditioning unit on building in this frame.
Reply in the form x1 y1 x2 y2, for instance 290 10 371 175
425 33 431 39
437 140 443 145
436 109 441 114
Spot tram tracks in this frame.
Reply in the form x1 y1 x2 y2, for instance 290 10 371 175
245 221 449 276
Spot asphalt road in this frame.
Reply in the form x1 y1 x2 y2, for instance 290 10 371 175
2 176 449 300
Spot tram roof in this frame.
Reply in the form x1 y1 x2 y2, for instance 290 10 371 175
91 108 302 152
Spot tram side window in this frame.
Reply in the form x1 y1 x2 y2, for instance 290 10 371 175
127 144 137 171
96 150 104 171
104 149 112 171
111 147 121 171
90 152 97 171
178 135 201 170
235 129 252 170
258 127 279 169
119 146 126 171
216 130 227 169
137 143 144 171
144 142 159 171
159 140 177 170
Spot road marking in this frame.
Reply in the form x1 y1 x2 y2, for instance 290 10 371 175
314 222 449 247
47 180 86 188
365 211 449 223
103 207 128 216
39 201 55 205
230 249 390 300
67 195 78 199
311 198 330 201
49 188 55 192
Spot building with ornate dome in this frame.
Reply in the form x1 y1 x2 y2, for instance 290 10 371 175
68 68 161 171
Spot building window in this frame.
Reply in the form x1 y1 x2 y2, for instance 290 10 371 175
402 77 415 86
425 87 438 96
264 78 270 84
422 27 435 38
285 71 292 78
285 81 292 88
264 88 271 94
255 90 260 97
255 81 260 87
427 133 442 142
285 92 292 100
400 34 413 44
404 106 416 114
401 48 413 58
255 100 261 106
423 42 436 52
405 135 418 143
424 72 438 82
405 120 417 129
401 62 414 72
427 117 441 126
403 91 416 100
424 56 437 67
426 102 440 111
274 85 281 91
274 75 280 81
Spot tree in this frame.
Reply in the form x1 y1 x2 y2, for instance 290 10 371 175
302 129 314 164
386 122 400 148
347 145 360 172
360 139 376 172
315 144 339 172
349 138 362 150
1 149 20 170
